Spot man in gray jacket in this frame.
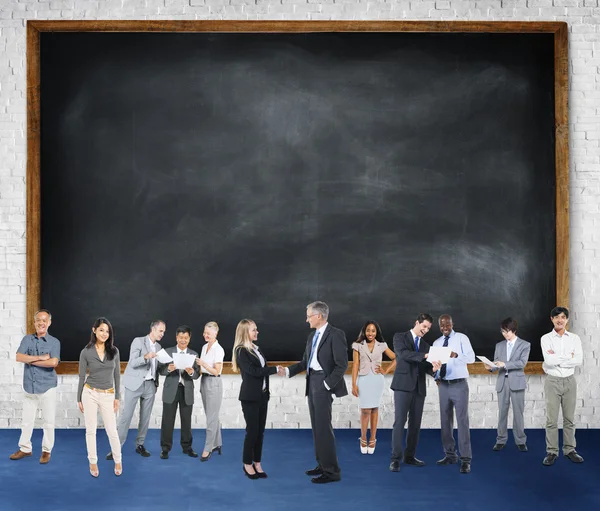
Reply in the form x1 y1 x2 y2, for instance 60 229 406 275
484 317 531 452
107 320 166 460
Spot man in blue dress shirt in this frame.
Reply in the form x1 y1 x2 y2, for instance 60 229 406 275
10 309 60 464
433 314 475 474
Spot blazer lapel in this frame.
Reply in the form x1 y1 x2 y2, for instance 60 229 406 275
316 325 332 358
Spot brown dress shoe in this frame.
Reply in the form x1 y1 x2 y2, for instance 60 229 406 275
40 452 51 464
9 450 32 460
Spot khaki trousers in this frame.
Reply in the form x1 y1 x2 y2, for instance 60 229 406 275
19 387 57 454
82 386 122 464
544 374 577 455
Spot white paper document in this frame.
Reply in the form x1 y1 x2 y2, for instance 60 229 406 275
155 349 174 364
427 346 452 363
172 352 196 370
477 355 497 367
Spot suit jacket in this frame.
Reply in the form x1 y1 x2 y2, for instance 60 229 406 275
236 346 277 402
390 331 434 397
158 346 200 406
492 337 530 392
122 336 162 392
288 324 348 398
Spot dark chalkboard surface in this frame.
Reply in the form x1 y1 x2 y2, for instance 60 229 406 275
40 31 556 362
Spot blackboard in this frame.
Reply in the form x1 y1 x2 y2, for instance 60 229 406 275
36 28 561 362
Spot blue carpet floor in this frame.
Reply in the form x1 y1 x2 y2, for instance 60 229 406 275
0 428 597 511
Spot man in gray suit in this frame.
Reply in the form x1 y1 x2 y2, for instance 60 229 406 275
158 325 200 459
484 317 531 452
107 320 166 460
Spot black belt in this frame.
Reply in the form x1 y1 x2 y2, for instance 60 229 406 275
202 373 220 378
309 370 325 375
440 378 466 384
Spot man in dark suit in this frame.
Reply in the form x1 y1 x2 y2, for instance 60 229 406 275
158 325 200 459
281 301 348 484
389 313 441 472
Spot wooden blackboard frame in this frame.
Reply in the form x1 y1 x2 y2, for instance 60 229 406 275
26 20 569 374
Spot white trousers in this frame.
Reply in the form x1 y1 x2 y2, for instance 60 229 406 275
19 387 57 454
81 386 122 464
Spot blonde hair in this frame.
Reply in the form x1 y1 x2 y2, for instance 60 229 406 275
204 321 219 333
231 319 256 373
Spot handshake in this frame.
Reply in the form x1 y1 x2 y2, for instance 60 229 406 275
275 365 287 377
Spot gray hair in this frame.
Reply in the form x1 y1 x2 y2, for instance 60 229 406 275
307 301 329 320
150 319 166 330
34 309 52 320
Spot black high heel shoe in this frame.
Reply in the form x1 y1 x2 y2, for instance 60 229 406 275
212 446 222 455
243 465 259 480
253 463 267 479
200 451 212 462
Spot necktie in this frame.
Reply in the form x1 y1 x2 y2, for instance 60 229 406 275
414 336 420 351
307 331 321 373
440 336 449 380
507 342 513 361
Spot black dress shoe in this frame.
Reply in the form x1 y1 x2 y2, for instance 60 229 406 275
183 449 198 458
253 464 267 479
305 466 323 476
136 445 151 457
517 444 528 452
243 465 259 480
200 451 212 462
460 461 471 474
404 457 425 467
212 446 222 455
436 456 459 465
492 443 505 451
542 453 557 466
564 451 584 463
389 461 400 472
106 452 113 461
311 474 340 484
160 451 169 459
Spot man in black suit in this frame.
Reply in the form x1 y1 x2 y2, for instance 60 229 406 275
281 301 348 484
158 325 200 459
389 313 441 472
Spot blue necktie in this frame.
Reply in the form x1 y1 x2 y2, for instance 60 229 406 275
507 342 513 361
414 336 420 351
307 331 321 373
440 336 450 380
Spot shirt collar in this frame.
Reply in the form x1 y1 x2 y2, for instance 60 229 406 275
552 329 570 338
316 323 328 337
33 334 48 342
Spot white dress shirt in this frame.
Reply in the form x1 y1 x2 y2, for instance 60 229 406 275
432 330 475 380
309 323 328 372
541 329 583 377
178 348 187 384
144 336 158 381
200 341 225 375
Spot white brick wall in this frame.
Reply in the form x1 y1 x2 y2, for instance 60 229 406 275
1 0 599 430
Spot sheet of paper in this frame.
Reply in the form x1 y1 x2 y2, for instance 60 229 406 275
172 352 196 370
427 346 452 363
156 349 173 364
477 355 496 367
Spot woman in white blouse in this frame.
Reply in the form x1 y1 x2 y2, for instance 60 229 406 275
351 320 396 454
195 321 225 462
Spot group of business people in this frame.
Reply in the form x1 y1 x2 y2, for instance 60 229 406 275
10 304 584 481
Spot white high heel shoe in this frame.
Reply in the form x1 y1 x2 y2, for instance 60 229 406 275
359 438 368 455
367 439 377 454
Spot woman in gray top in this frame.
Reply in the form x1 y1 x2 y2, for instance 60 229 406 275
77 317 122 477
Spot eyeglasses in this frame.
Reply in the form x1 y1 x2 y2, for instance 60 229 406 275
306 313 318 319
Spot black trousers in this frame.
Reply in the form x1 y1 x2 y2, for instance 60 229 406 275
308 371 340 480
391 389 425 462
160 384 193 452
241 391 269 464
